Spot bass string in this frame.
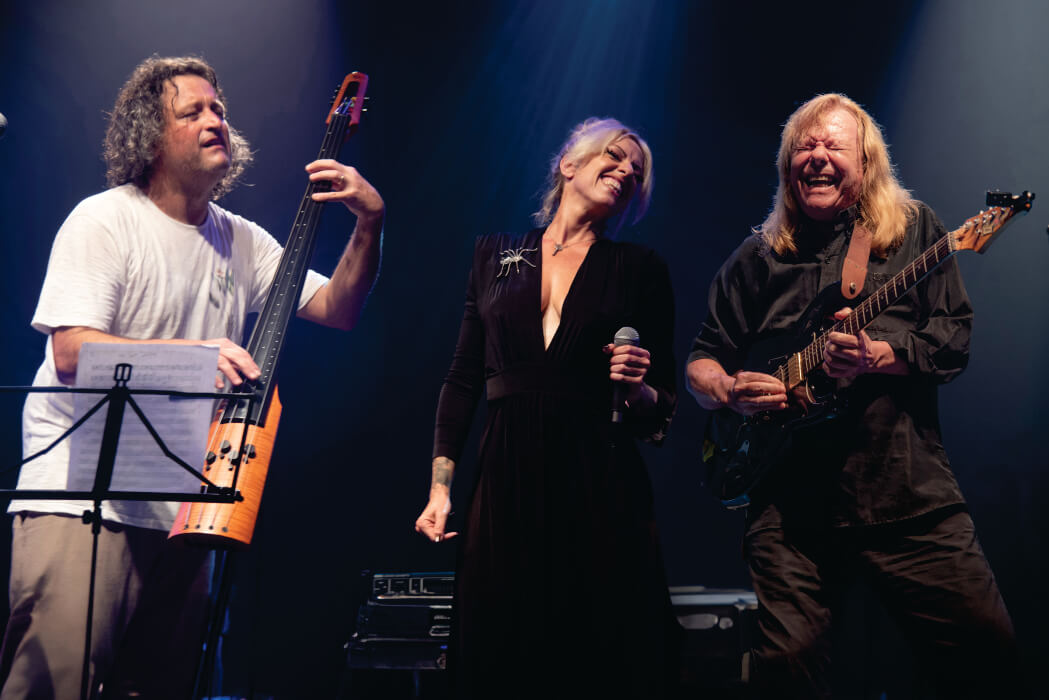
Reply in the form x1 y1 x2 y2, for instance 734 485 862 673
244 110 354 403
183 114 353 526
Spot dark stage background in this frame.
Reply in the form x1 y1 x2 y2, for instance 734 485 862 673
1 0 1046 696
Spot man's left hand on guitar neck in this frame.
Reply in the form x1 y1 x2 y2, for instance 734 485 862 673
822 307 909 378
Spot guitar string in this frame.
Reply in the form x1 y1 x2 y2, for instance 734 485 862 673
799 210 1013 376
787 232 958 382
778 204 1014 384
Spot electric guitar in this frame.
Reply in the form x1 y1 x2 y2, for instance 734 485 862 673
704 190 1034 510
168 73 369 547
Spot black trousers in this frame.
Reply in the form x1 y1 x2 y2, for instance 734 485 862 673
745 509 1020 699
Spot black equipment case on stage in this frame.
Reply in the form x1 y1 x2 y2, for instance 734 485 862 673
670 586 758 695
346 572 453 671
341 573 757 699
339 572 453 699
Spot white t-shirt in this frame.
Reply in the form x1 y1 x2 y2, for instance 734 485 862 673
14 184 328 530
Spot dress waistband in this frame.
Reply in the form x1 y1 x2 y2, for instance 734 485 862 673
486 365 604 402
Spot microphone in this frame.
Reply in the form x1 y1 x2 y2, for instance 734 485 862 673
0 113 7 140
611 326 639 424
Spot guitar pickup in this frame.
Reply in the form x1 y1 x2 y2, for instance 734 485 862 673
203 485 241 500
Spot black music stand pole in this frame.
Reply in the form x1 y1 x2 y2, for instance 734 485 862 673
0 365 242 700
194 548 235 699
79 362 132 700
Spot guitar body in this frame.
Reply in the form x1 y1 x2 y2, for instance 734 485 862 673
171 388 282 548
702 191 1034 510
705 300 842 509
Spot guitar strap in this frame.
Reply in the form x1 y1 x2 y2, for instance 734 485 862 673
841 223 871 300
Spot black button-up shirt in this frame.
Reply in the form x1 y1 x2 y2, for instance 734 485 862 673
689 203 972 530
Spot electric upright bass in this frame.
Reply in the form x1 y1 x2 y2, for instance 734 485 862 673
169 73 369 547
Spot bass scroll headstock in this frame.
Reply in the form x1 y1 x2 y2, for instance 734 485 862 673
325 72 369 139
952 190 1034 254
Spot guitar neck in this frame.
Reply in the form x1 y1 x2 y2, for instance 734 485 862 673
774 229 957 389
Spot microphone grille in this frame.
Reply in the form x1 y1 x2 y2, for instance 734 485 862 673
613 326 639 347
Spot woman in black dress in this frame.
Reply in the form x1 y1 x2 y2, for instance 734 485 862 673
415 118 678 699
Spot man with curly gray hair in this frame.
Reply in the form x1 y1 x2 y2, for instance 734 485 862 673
103 56 254 200
0 55 384 699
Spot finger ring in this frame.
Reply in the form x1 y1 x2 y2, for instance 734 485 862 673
434 534 442 543
336 175 345 187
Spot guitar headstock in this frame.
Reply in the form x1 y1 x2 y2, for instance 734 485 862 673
325 72 369 139
952 190 1035 254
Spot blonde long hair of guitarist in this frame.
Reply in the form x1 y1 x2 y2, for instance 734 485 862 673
759 93 919 257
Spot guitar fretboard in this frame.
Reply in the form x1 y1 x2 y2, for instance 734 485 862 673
773 229 957 389
771 197 1028 390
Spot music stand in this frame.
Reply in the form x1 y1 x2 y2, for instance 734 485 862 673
0 362 250 700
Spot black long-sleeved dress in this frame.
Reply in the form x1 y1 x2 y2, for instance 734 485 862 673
434 230 679 699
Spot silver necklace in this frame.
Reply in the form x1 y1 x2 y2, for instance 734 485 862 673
546 235 595 256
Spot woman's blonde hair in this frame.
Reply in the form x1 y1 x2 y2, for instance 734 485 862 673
533 117 653 235
758 93 917 256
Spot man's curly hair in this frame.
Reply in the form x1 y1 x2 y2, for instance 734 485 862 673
103 56 252 199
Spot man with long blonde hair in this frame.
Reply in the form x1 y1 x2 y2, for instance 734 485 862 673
686 94 1017 696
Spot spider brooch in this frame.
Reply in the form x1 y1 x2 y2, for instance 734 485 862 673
496 246 538 278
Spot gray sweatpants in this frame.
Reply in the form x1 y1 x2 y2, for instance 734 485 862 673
0 512 211 699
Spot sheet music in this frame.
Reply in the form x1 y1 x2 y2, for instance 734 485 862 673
67 342 219 494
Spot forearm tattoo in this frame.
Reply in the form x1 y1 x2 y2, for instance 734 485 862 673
432 457 454 488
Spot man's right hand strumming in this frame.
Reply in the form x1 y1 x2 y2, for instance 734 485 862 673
687 358 788 416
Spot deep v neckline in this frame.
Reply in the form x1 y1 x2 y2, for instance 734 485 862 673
538 234 599 353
